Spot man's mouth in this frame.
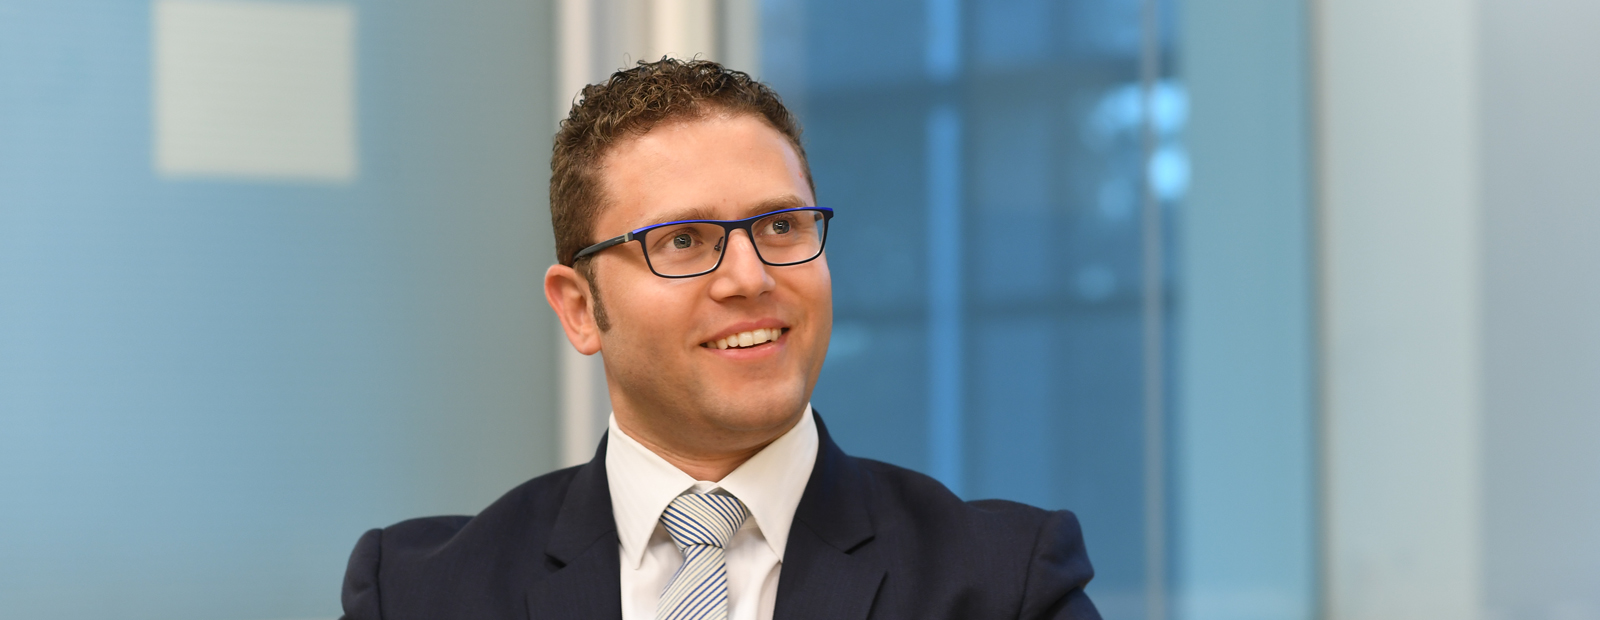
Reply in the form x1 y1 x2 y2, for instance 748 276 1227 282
701 327 789 350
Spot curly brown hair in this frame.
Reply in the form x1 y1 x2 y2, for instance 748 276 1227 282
550 57 814 270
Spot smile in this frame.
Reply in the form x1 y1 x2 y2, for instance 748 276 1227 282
701 327 789 350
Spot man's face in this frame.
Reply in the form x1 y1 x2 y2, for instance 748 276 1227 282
586 112 831 450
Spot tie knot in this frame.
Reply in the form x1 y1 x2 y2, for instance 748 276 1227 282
660 492 749 551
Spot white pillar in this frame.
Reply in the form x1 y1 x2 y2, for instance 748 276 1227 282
1314 1 1484 618
553 0 727 467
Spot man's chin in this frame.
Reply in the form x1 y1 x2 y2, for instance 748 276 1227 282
701 394 809 435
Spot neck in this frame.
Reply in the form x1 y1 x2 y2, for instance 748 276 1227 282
612 407 804 482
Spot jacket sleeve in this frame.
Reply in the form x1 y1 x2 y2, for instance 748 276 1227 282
340 528 385 620
1018 510 1101 620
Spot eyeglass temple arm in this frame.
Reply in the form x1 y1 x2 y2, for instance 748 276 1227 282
571 233 632 263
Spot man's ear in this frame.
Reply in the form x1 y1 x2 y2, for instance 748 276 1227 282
545 263 602 355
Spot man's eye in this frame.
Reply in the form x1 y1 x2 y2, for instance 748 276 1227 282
672 233 694 249
770 219 792 234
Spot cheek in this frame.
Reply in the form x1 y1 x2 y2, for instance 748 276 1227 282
791 263 833 339
600 270 697 349
619 288 689 336
805 260 832 315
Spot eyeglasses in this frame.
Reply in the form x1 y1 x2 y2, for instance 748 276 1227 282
572 207 834 278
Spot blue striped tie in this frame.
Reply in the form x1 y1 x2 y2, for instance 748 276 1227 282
656 492 750 620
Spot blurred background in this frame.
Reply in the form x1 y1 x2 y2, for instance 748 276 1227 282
1 0 1595 619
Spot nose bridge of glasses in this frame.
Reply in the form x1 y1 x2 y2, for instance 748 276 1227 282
720 224 762 261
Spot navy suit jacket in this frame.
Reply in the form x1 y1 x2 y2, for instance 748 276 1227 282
340 414 1100 619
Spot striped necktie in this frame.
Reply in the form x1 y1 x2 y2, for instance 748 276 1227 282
657 492 750 620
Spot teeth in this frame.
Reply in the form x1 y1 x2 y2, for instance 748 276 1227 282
708 328 783 349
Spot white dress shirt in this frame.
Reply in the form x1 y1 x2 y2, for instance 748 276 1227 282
605 405 819 620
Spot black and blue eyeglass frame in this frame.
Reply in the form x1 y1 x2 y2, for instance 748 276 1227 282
571 206 834 278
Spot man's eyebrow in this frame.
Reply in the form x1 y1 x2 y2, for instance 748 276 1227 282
741 195 808 217
637 207 719 229
634 196 810 230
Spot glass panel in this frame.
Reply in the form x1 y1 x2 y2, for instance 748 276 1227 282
761 0 1180 616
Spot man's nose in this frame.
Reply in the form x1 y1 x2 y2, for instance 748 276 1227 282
709 230 776 299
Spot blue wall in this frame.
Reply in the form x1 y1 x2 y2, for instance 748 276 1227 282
0 2 559 618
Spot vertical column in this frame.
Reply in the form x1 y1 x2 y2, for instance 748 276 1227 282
556 0 609 467
923 0 963 495
1315 1 1484 618
648 0 717 61
554 0 723 467
718 0 761 74
1139 2 1168 619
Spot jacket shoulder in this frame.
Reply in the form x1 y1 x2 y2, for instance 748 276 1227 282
382 463 580 549
339 464 586 620
854 457 1059 529
848 457 1098 619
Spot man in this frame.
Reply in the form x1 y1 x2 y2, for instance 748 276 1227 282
339 58 1099 620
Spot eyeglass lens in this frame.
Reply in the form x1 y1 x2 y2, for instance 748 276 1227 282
640 209 828 276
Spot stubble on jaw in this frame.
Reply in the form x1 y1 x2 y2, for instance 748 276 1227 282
575 260 612 332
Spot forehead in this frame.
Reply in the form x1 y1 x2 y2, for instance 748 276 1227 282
593 113 814 232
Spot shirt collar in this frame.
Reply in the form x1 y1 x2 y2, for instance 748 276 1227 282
605 405 819 570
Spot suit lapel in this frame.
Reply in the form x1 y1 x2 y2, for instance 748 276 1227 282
525 436 623 620
523 415 886 619
774 414 885 620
